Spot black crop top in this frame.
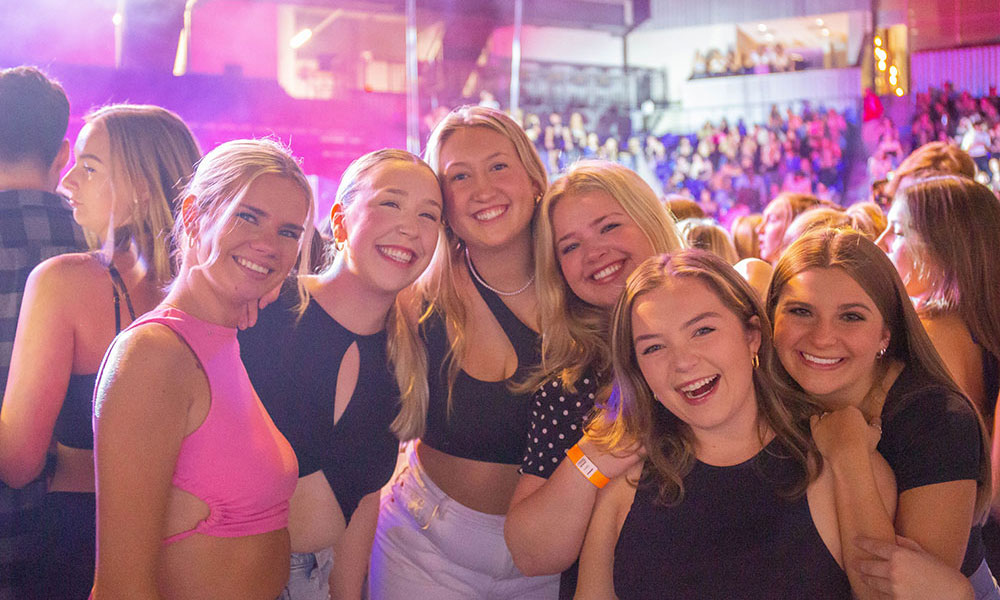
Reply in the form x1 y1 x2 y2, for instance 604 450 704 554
53 264 134 450
613 440 851 599
239 286 399 524
421 276 541 464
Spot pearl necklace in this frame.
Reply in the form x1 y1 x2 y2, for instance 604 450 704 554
464 247 535 297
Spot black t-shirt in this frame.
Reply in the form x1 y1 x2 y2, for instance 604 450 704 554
239 287 399 524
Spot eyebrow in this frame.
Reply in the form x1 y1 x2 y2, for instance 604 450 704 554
633 311 720 343
782 298 875 313
78 153 104 164
241 203 305 232
555 211 626 246
444 151 506 171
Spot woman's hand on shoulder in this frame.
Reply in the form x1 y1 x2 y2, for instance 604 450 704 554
855 535 974 600
578 433 645 481
810 406 881 463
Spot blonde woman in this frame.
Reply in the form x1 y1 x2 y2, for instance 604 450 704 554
239 149 442 600
369 106 558 598
504 160 683 596
677 217 739 264
756 192 821 263
0 104 199 598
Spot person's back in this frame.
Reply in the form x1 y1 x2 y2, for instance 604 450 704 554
0 65 84 599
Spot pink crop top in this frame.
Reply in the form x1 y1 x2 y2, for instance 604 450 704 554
100 306 298 544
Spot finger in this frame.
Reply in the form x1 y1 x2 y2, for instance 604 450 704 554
856 536 898 559
857 558 892 579
894 534 924 552
259 284 282 310
861 572 894 595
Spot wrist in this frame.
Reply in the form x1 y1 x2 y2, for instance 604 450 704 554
566 444 610 489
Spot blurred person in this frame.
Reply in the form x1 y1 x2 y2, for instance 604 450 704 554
730 214 762 261
886 141 975 198
756 192 821 264
845 202 887 240
677 217 739 264
1 104 200 599
782 206 849 249
0 64 85 600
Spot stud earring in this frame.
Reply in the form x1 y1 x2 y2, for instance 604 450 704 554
877 347 887 358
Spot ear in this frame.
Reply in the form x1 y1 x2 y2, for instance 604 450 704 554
745 314 763 357
330 202 347 243
181 194 200 239
880 326 891 354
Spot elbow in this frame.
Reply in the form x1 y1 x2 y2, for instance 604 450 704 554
0 460 45 489
505 531 574 577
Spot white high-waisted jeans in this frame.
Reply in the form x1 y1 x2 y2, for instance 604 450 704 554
369 444 559 600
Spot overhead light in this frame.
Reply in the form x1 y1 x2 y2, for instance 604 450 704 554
874 36 882 47
889 65 898 75
895 87 904 96
874 48 887 60
821 28 830 37
764 32 775 42
878 61 887 71
816 18 824 26
889 74 898 85
290 28 313 49
112 12 123 25
758 23 767 32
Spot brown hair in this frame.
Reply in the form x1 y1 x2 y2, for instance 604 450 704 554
677 218 739 264
886 141 975 197
766 228 992 518
590 249 819 506
844 201 886 240
730 214 762 260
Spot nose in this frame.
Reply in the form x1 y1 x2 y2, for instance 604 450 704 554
874 228 890 252
671 345 699 374
60 164 79 192
807 318 837 348
471 175 497 203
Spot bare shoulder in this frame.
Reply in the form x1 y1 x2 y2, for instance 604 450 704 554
920 314 974 350
96 322 200 407
27 252 110 301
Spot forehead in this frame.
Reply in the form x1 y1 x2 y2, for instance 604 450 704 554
632 277 732 331
76 121 110 155
552 188 623 231
365 160 440 197
439 126 520 165
242 173 310 223
885 198 909 223
782 268 879 309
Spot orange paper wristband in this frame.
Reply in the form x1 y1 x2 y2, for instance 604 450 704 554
566 443 610 489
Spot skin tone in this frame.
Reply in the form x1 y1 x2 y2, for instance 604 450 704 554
756 203 787 263
505 191 656 574
283 161 441 599
773 267 977 598
875 201 934 302
575 278 890 598
416 126 541 515
92 173 309 600
0 122 162 492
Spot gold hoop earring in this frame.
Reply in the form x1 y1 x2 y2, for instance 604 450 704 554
751 353 760 369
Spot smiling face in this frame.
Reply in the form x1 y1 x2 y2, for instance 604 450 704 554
552 189 656 309
772 267 890 410
632 277 761 441
336 160 442 295
876 199 935 300
194 173 309 304
60 121 129 239
757 202 787 263
438 126 537 252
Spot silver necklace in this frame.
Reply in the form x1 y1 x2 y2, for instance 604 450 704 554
464 247 535 297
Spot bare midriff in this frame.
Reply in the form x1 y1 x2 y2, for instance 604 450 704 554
416 440 521 515
286 471 347 553
157 529 291 600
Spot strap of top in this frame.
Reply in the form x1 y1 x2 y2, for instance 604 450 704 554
468 273 538 365
107 265 136 333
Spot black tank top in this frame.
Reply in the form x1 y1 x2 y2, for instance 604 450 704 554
613 440 851 599
53 264 134 450
421 276 540 464
239 286 399 524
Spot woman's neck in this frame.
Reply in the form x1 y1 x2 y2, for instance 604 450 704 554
161 267 244 328
307 259 395 335
463 231 534 293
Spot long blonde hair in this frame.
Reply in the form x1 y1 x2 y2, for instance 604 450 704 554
766 228 993 518
85 104 201 286
590 250 818 506
529 160 683 392
402 106 548 423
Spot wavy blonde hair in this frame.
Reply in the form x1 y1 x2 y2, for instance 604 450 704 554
766 228 993 518
527 160 683 393
398 106 547 423
590 250 819 506
86 104 201 286
677 217 739 265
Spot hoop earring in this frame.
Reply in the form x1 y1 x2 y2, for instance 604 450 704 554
876 347 887 359
751 353 760 369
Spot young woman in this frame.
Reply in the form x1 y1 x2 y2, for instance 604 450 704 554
575 250 895 598
768 228 995 599
876 175 1000 429
91 139 315 599
238 149 442 600
756 192 820 264
368 106 558 598
503 160 683 596
677 217 739 264
0 104 200 599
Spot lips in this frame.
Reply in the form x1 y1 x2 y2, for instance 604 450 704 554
234 256 272 277
798 351 845 368
473 205 507 222
377 245 416 265
676 374 720 404
590 261 625 283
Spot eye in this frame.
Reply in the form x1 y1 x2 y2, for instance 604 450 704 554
786 306 811 317
380 200 400 209
236 211 259 225
841 312 865 322
449 172 469 182
639 343 663 356
420 210 441 222
490 162 509 172
693 326 715 337
600 222 621 234
559 242 579 255
279 228 302 240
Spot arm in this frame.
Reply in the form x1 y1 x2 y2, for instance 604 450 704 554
574 464 639 600
91 325 196 600
811 408 898 600
856 535 974 600
895 481 977 569
0 257 79 487
505 436 641 576
330 491 380 600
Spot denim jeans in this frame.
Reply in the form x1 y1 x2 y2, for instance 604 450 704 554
276 547 333 600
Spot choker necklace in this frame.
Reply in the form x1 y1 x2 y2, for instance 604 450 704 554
464 247 535 297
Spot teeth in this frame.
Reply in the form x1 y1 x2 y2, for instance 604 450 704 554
378 246 414 264
802 352 842 365
474 206 505 221
591 262 622 281
680 376 715 393
236 257 269 274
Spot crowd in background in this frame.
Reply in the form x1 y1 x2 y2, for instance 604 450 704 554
690 44 801 79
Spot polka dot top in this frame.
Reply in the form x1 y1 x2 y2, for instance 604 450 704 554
521 369 600 479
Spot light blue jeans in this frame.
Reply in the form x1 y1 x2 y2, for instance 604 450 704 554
369 444 559 600
971 559 1000 600
277 547 334 600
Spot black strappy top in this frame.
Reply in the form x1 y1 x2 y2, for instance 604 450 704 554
53 264 134 450
421 276 541 465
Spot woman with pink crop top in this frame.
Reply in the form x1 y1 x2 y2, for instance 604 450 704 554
91 139 315 600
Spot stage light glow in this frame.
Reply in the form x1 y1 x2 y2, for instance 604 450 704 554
758 23 767 32
112 12 122 26
290 28 313 49
816 18 824 26
875 37 882 47
889 65 897 75
889 74 898 85
878 60 886 71
895 87 904 96
874 48 887 60
822 28 830 37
